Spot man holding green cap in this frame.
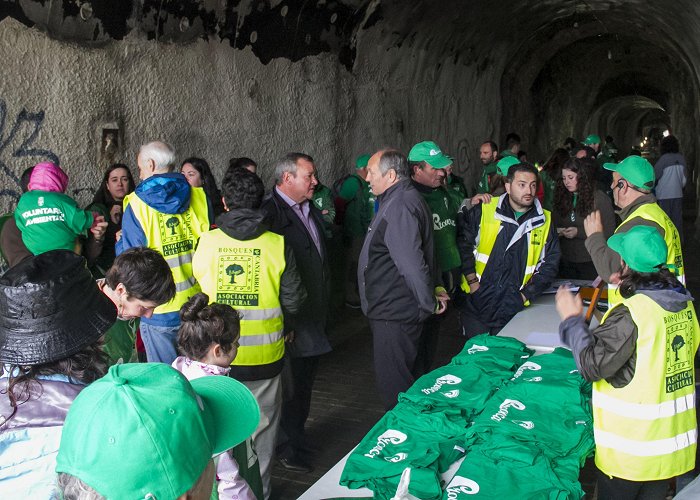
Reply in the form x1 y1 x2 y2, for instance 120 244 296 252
408 140 462 370
556 225 698 498
56 363 260 499
583 155 684 304
456 161 560 338
335 154 376 307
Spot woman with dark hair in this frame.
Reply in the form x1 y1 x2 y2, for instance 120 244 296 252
553 157 615 279
181 157 225 219
0 251 116 497
556 225 699 500
86 163 136 276
228 156 258 175
539 148 569 211
654 134 687 238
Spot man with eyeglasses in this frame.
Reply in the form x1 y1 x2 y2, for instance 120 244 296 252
583 155 685 305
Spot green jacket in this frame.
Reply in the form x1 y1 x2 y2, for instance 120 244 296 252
477 163 498 194
338 174 374 238
413 182 461 273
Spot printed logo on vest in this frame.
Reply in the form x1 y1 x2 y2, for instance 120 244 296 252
216 249 262 307
491 399 526 422
421 374 462 395
446 476 480 497
664 311 695 393
467 344 489 354
363 430 408 459
158 212 195 255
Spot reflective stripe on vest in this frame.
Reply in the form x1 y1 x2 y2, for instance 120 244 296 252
192 228 287 367
593 294 699 480
123 187 209 315
608 203 685 305
461 197 551 293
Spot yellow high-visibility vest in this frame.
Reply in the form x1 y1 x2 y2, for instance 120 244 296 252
193 229 286 367
461 199 551 301
593 294 699 480
608 202 685 305
124 187 209 315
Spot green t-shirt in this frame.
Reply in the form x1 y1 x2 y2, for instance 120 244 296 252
419 187 461 273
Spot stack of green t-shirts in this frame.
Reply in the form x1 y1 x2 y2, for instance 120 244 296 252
447 348 594 499
340 403 468 499
398 336 533 424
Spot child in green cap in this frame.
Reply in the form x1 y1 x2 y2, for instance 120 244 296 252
173 292 263 500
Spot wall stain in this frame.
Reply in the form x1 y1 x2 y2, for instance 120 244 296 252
0 98 60 207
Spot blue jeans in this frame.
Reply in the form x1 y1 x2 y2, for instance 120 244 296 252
139 322 179 364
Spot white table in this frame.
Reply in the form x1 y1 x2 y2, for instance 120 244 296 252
299 293 587 499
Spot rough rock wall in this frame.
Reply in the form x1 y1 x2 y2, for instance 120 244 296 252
0 16 499 212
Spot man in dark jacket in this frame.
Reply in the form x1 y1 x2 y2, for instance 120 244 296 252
457 160 560 337
261 152 331 473
358 149 448 410
192 167 306 497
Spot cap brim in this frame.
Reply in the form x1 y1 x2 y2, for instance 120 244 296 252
190 376 260 455
603 162 618 172
607 232 625 255
424 155 452 169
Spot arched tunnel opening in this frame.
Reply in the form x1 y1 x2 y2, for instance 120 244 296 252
1 0 699 222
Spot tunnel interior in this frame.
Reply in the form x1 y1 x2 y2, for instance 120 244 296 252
0 0 699 212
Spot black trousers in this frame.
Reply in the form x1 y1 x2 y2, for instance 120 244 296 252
369 319 426 410
596 469 668 500
279 355 320 457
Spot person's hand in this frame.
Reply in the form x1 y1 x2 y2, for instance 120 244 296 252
110 204 123 225
321 209 329 215
469 281 480 294
284 330 296 343
90 217 108 243
583 211 603 237
470 193 492 205
115 229 122 242
561 227 578 239
435 290 450 315
555 285 583 320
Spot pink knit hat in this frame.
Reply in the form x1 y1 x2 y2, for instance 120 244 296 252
28 162 69 193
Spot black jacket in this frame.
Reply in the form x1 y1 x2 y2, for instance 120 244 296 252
261 188 331 358
457 194 560 329
358 179 439 323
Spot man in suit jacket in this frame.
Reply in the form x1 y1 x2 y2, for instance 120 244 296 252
261 152 331 473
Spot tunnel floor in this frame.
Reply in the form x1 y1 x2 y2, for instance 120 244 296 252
270 213 700 500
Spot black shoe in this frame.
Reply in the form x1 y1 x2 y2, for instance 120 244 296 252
278 456 313 473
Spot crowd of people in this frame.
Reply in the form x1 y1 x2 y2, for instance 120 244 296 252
0 131 696 499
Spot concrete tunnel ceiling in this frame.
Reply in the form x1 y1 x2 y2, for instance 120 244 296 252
3 0 700 180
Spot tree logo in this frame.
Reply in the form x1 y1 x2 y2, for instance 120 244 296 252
671 335 686 362
226 264 245 284
165 216 180 235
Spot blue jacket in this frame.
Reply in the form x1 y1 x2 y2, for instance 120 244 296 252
0 374 85 499
117 173 212 326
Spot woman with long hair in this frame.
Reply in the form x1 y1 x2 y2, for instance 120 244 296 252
556 225 699 499
181 157 225 219
86 163 136 276
553 157 615 279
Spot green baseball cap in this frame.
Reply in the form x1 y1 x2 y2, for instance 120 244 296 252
407 141 452 168
607 225 667 273
583 134 601 145
496 156 521 176
355 154 371 169
56 363 260 499
603 155 655 190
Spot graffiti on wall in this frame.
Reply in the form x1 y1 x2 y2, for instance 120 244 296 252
455 137 478 194
0 98 60 211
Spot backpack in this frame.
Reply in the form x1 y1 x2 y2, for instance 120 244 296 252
331 174 362 226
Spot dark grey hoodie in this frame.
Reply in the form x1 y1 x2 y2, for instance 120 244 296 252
559 286 694 387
